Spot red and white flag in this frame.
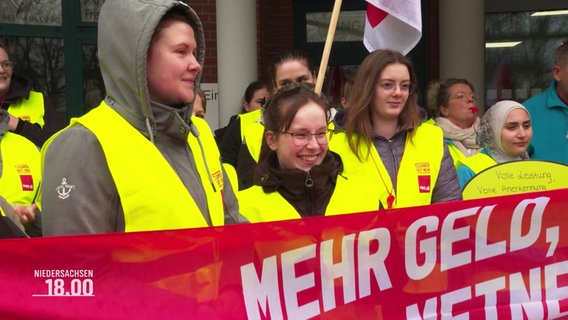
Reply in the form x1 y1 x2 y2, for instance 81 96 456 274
363 0 422 55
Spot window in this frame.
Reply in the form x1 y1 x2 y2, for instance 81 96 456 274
0 1 62 26
485 2 568 106
0 2 103 121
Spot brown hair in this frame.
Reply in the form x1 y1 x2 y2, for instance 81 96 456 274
241 80 267 113
340 74 354 108
149 7 197 54
196 87 206 112
259 82 329 160
267 48 316 92
426 78 475 118
344 50 420 159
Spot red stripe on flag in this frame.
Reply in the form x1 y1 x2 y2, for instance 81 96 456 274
367 3 388 28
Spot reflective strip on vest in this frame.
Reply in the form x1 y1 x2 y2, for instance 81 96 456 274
74 102 224 232
330 123 444 208
238 109 262 140
0 132 41 205
243 121 265 162
457 152 496 174
8 91 45 127
186 115 225 226
447 143 466 168
238 173 378 222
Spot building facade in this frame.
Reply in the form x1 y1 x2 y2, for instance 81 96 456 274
0 0 567 129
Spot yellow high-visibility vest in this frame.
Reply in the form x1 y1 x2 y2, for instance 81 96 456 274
7 91 45 127
330 123 444 208
45 102 225 231
239 173 378 222
0 132 40 208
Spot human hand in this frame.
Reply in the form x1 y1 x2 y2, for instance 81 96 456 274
12 204 38 226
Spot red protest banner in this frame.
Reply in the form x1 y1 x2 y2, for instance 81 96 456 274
1 189 567 319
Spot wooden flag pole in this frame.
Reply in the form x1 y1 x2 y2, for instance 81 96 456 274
314 0 343 95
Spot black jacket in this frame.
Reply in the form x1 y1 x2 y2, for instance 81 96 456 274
254 151 342 217
2 73 65 147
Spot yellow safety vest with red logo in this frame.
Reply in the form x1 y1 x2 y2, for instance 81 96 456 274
0 132 40 208
238 173 379 222
7 91 45 127
71 102 225 231
330 123 444 209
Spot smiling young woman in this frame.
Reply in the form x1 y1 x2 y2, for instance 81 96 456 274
224 48 319 190
238 83 379 222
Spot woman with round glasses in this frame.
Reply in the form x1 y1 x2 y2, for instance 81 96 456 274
238 83 377 222
426 78 482 166
330 50 461 209
232 48 319 190
0 43 64 147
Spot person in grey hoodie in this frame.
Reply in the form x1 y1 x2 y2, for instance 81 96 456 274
40 0 246 235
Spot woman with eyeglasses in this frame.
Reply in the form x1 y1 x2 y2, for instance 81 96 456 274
230 48 319 190
426 78 482 166
330 50 461 209
238 83 377 221
0 43 64 147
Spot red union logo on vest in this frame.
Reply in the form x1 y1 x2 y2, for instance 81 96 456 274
19 175 34 191
418 175 430 193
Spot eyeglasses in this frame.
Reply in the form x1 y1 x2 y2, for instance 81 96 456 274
280 129 332 146
377 81 414 94
451 92 476 102
0 61 13 71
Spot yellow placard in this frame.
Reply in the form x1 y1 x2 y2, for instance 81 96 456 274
462 160 568 200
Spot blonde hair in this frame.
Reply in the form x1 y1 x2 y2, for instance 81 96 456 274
426 78 475 118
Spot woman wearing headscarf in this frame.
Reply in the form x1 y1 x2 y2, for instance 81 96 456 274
457 100 532 187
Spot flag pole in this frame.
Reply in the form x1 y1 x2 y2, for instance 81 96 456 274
314 0 343 95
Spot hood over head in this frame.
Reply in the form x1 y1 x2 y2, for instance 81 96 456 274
97 0 205 134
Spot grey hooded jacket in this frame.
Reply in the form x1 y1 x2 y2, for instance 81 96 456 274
41 0 245 235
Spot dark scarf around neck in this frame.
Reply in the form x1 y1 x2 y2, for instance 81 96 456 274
254 151 342 217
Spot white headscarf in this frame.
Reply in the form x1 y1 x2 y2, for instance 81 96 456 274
476 100 531 163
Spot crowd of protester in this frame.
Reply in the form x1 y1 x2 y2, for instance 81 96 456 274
1 0 567 237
